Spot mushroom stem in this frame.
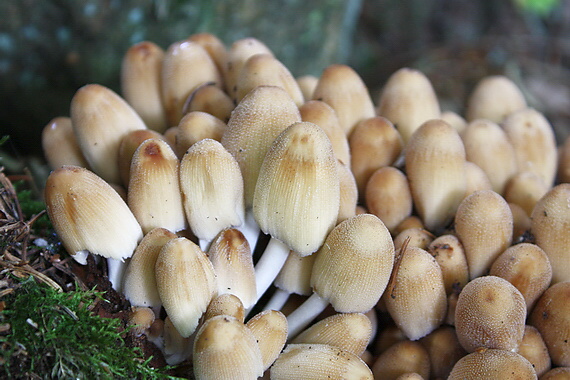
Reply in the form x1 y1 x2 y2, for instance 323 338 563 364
254 237 290 303
107 257 127 293
238 210 260 253
199 238 210 252
263 288 290 311
286 292 329 339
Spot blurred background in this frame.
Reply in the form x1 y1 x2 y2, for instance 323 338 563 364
1 0 569 174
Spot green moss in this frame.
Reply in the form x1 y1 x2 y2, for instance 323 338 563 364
0 277 181 379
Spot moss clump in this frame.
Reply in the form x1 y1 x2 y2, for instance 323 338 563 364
0 276 179 379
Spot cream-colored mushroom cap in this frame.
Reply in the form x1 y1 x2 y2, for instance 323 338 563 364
530 281 570 367
121 41 167 132
70 84 147 184
180 139 245 243
377 67 441 144
193 315 264 380
384 246 447 340
207 228 256 309
42 117 89 170
235 53 304 106
530 183 570 283
123 227 177 309
44 165 143 264
221 85 301 208
455 276 526 353
161 40 222 126
155 237 216 338
405 119 466 233
312 64 376 136
311 213 394 312
455 189 513 280
292 313 372 356
128 138 186 234
246 309 288 371
253 121 340 256
447 348 537 380
465 75 527 123
271 343 373 380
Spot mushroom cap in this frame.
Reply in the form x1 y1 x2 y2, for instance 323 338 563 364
311 213 394 312
193 315 264 380
253 121 340 256
455 276 526 353
44 165 143 263
271 343 373 380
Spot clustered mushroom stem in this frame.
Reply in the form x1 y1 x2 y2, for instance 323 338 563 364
263 288 290 312
285 292 330 339
107 257 128 293
253 237 290 303
238 210 261 253
198 239 210 252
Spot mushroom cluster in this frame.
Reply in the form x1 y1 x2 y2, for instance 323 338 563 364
41 33 570 379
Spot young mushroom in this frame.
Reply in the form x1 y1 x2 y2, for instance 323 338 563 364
252 121 340 303
44 165 143 291
286 213 394 338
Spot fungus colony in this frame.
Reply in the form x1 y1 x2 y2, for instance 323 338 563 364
41 34 570 379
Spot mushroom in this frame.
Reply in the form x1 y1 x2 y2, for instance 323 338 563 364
286 214 394 338
41 116 89 170
291 313 372 357
70 83 147 185
377 67 441 145
223 37 273 100
489 243 552 310
207 228 256 310
447 348 536 380
455 276 526 353
502 108 557 187
371 340 431 380
271 343 373 380
175 111 226 157
221 85 301 250
311 64 376 136
517 325 551 377
461 118 518 194
349 116 403 198
384 245 447 341
530 183 570 283
161 40 222 127
120 41 167 132
454 190 513 280
465 75 527 123
122 227 177 312
252 121 340 302
179 139 245 250
44 165 143 291
155 237 216 338
127 138 186 235
246 309 288 372
181 82 234 123
193 315 264 380
405 119 466 233
235 53 304 106
365 166 412 234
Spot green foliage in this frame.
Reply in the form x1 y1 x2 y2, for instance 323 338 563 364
0 277 180 379
13 182 52 230
514 0 560 16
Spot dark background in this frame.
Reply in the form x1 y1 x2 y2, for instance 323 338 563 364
1 0 569 172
